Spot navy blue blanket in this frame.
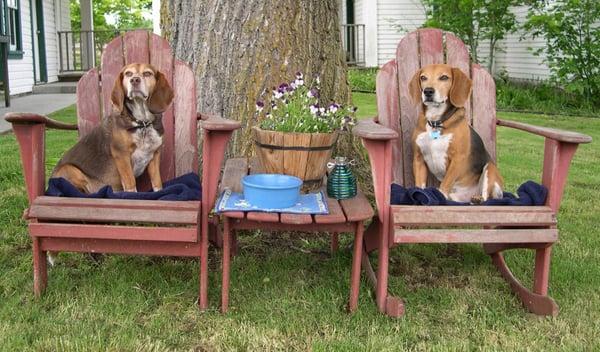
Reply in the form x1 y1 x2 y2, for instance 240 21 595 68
46 172 201 201
391 180 547 206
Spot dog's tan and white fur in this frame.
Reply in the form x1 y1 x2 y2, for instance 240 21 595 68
52 63 174 194
410 64 503 202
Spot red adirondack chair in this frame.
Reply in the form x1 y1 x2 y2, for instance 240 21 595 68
5 30 240 309
353 28 592 317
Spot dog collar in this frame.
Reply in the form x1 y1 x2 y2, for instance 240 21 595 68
426 105 458 130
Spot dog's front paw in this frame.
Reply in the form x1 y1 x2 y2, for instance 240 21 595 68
153 186 162 192
470 195 484 204
125 187 138 192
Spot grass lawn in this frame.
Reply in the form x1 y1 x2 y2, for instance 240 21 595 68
1 95 599 350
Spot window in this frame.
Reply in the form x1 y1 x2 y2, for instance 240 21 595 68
2 0 22 58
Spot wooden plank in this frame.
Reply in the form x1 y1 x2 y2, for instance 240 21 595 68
247 212 279 222
497 119 592 144
280 212 313 225
283 132 312 179
30 223 197 242
172 61 196 178
471 64 497 162
314 195 347 224
151 35 177 180
445 32 472 125
419 28 444 66
220 158 248 192
29 202 200 225
40 237 203 257
253 127 284 174
33 196 200 210
396 30 420 188
339 191 374 222
123 30 150 64
394 229 558 244
304 132 337 181
375 60 403 184
76 68 102 137
100 35 125 118
392 206 556 226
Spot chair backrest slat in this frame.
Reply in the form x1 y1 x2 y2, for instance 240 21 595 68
396 30 420 187
75 30 198 188
375 60 402 184
471 64 497 162
173 60 198 176
377 28 496 187
76 68 102 137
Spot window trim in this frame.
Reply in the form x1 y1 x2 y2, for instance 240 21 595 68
4 0 23 60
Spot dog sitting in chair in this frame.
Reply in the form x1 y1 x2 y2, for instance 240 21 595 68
409 64 503 203
52 63 174 194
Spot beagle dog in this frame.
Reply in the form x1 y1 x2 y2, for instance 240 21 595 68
409 64 503 203
52 63 174 194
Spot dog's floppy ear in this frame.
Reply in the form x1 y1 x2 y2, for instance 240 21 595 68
408 69 422 106
147 71 174 114
111 70 125 112
449 68 472 108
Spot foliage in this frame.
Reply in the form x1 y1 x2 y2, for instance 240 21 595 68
347 68 377 93
70 0 152 31
255 73 356 133
422 0 521 69
523 0 600 104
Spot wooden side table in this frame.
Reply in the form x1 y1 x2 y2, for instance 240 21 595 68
218 158 374 313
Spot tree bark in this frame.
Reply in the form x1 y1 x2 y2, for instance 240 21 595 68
161 0 350 156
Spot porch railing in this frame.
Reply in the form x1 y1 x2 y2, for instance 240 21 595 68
57 29 151 73
340 24 365 67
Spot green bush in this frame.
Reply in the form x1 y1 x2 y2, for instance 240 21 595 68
347 67 377 93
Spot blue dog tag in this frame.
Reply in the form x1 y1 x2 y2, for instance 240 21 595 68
430 130 441 139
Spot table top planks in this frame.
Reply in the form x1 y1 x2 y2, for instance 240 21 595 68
219 158 373 224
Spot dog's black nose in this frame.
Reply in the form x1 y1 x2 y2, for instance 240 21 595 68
130 77 141 85
423 87 435 97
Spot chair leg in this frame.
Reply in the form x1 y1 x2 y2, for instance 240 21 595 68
348 224 363 312
487 245 558 316
32 237 47 297
361 218 405 317
330 232 339 253
199 215 210 310
221 217 232 313
533 246 552 295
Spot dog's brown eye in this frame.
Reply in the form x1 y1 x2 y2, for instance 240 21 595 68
143 71 153 77
440 75 449 81
124 71 133 77
420 75 427 81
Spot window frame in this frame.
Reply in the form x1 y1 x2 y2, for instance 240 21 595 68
3 0 23 59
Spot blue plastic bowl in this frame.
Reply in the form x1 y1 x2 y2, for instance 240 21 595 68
242 174 303 209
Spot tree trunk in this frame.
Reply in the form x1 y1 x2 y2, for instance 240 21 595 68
160 0 350 157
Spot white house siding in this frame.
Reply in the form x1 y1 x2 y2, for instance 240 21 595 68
7 1 34 95
493 6 550 81
376 0 425 67
6 0 69 95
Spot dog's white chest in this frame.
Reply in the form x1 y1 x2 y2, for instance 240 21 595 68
131 127 162 177
416 126 453 181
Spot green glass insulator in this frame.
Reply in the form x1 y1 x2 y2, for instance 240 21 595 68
327 156 357 200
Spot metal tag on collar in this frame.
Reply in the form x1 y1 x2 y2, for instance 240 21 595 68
430 129 441 139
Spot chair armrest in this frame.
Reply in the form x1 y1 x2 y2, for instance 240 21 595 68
353 119 398 141
498 118 592 213
5 112 78 130
197 112 241 131
497 119 591 144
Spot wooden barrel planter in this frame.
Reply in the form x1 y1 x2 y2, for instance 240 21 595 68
253 126 338 190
